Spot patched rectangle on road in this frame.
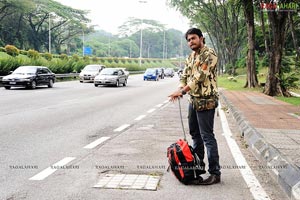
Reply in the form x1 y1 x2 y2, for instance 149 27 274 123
93 174 160 191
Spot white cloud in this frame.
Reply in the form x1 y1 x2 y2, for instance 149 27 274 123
55 0 190 34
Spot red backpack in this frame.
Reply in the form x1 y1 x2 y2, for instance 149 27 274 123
167 99 203 184
167 139 202 184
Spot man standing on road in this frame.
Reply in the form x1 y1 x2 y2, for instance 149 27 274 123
169 28 221 185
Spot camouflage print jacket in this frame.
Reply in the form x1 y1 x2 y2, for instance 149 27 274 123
179 46 218 99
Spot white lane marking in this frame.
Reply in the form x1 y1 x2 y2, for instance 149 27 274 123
147 108 156 113
29 157 76 181
218 102 270 200
155 104 164 108
134 115 146 121
114 124 130 132
84 137 110 149
160 101 170 110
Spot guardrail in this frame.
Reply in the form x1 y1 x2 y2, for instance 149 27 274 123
55 73 79 78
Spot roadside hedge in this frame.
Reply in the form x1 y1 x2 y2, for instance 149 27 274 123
0 45 178 75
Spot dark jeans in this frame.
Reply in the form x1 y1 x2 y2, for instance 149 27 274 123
188 103 221 176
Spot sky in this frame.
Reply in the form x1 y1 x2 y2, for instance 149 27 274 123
55 0 191 34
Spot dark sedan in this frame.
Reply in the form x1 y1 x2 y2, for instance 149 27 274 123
2 66 55 89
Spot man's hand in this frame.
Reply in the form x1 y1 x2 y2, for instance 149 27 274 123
168 91 183 102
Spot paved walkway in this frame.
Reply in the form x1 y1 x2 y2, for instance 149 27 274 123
220 90 300 200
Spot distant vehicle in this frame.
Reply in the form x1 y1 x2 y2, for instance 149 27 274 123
165 68 175 77
2 66 55 89
79 64 105 83
143 68 159 81
157 68 165 79
177 68 183 77
94 68 127 87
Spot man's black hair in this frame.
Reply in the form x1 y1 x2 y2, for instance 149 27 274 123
185 28 203 40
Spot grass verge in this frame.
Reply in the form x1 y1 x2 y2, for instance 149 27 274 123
218 73 300 106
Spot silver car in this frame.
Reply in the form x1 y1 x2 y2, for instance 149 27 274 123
94 68 127 87
79 64 105 83
165 68 174 77
118 68 130 79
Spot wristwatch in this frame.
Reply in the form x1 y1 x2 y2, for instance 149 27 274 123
181 90 186 95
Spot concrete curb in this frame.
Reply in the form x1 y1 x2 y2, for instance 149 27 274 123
219 90 300 200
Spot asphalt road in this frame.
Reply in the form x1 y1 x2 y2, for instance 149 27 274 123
0 75 288 200
0 75 176 197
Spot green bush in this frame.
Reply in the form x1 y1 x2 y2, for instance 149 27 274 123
0 48 178 75
20 50 28 55
259 54 269 68
107 57 113 63
72 54 80 62
0 47 6 52
29 56 48 66
92 56 99 62
73 59 89 72
5 45 19 57
83 56 89 62
279 71 299 90
43 53 53 61
28 49 40 59
49 59 66 73
60 54 68 60
0 56 21 75
99 58 106 63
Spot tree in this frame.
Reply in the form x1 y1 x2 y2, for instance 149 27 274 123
118 17 165 37
263 0 293 96
168 0 246 75
0 0 91 53
242 0 258 88
288 12 300 63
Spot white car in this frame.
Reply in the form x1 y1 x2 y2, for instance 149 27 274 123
79 64 105 83
117 68 130 79
94 68 127 87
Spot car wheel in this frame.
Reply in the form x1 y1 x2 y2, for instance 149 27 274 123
94 84 98 87
4 86 11 89
123 79 127 86
31 80 37 89
48 79 54 88
80 81 83 83
116 80 119 87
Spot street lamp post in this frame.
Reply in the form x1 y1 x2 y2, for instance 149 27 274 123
82 30 85 57
48 12 55 54
163 30 166 59
49 13 51 54
138 0 147 67
139 19 143 67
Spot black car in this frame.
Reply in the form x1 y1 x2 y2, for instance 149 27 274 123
2 66 55 89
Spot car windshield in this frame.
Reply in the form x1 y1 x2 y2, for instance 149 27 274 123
100 68 117 75
13 66 37 75
145 69 155 73
83 65 99 71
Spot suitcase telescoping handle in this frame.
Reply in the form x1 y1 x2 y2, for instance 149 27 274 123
178 98 187 141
